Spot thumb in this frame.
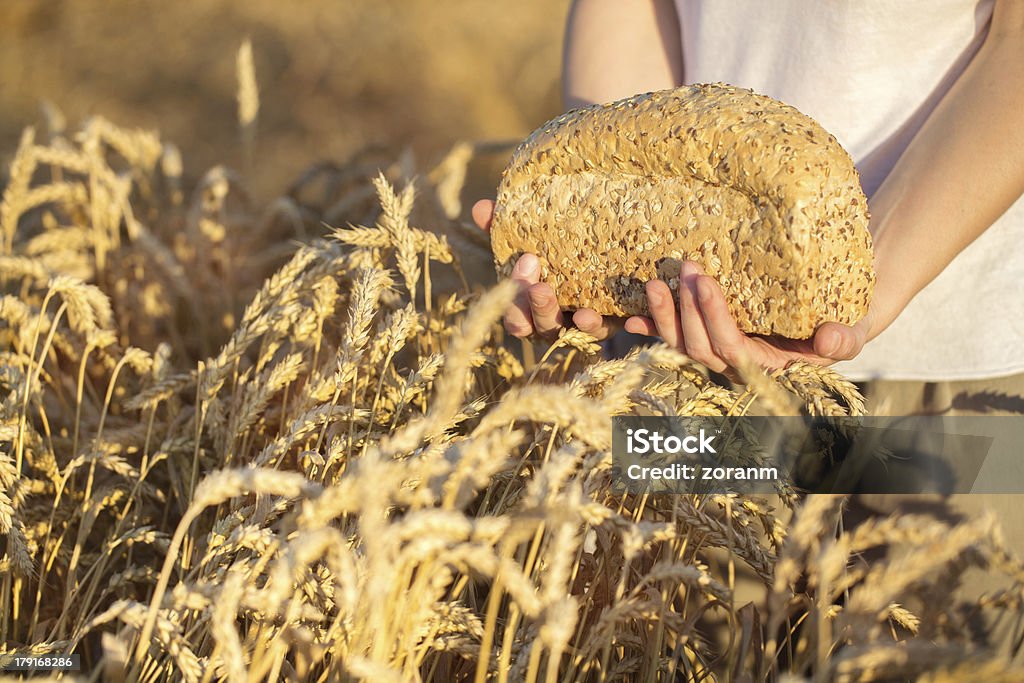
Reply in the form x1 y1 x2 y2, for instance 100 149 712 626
813 321 867 361
472 199 495 232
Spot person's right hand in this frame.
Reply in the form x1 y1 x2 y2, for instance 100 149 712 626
472 199 621 341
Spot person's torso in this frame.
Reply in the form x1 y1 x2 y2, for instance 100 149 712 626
673 0 1024 380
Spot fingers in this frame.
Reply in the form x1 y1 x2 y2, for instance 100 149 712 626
624 316 658 336
573 309 620 341
503 253 567 340
504 254 541 338
678 262 729 373
472 199 495 232
629 265 741 375
528 283 564 338
813 321 868 361
624 260 870 373
694 273 749 368
645 280 683 348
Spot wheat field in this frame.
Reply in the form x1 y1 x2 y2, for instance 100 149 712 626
2 46 1024 683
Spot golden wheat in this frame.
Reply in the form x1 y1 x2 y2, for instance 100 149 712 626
0 101 1022 683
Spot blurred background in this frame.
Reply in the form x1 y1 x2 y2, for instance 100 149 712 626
0 0 570 200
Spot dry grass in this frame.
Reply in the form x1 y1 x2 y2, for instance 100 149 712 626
2 58 1024 683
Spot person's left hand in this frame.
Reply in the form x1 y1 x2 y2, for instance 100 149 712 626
623 261 874 375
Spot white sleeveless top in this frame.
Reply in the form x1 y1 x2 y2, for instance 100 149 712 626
673 0 1024 381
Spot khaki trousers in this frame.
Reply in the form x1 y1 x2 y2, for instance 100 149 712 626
707 373 1024 663
855 372 1024 659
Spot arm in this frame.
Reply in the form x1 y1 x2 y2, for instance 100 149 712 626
630 0 1024 373
473 0 683 340
562 0 683 109
865 0 1024 345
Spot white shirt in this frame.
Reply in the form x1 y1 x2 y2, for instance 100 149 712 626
673 0 1024 380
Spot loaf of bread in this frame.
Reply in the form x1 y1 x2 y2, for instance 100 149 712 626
489 83 875 339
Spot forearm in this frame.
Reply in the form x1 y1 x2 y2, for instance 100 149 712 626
562 0 683 110
867 6 1024 338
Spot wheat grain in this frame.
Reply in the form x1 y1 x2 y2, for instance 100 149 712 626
1 111 1017 683
236 40 260 154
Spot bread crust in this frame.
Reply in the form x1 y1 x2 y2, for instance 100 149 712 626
490 83 875 339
